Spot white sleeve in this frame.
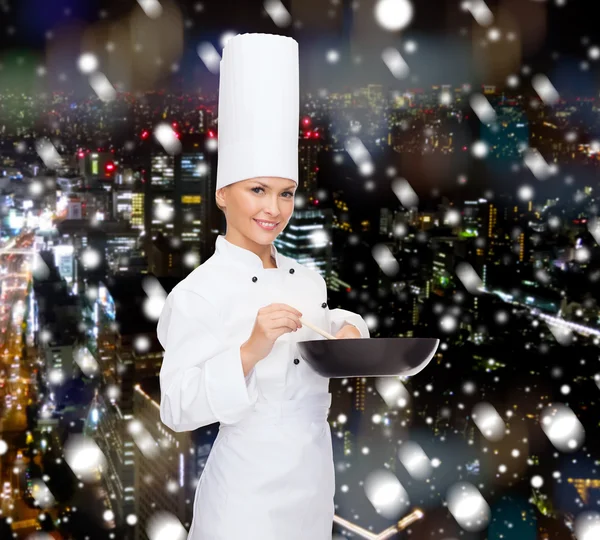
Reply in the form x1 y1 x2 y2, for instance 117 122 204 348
320 278 370 338
328 307 370 338
158 287 258 432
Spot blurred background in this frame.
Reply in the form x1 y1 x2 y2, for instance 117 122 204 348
0 0 600 538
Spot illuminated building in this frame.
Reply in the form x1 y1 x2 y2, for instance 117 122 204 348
150 155 175 189
179 141 211 256
149 195 175 241
485 202 500 261
273 206 333 279
43 342 75 379
462 199 487 237
416 213 435 231
142 135 215 274
112 185 146 230
95 282 118 382
78 152 116 184
52 245 75 284
131 193 145 230
133 384 194 540
379 207 393 236
343 431 352 456
567 478 600 504
298 136 322 192
431 242 454 292
461 200 487 288
353 378 366 412
33 257 80 379
149 232 182 278
518 231 525 262
105 228 140 275
411 297 420 329
66 198 83 220
487 203 497 239
196 107 215 133
83 393 135 535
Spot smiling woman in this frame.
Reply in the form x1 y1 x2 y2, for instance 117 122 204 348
158 32 371 540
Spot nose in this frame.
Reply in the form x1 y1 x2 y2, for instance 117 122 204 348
264 197 283 218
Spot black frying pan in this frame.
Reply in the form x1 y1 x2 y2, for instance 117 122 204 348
297 318 439 378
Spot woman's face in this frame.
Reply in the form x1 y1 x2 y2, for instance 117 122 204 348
216 176 297 243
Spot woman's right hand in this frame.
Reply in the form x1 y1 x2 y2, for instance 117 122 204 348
241 303 303 367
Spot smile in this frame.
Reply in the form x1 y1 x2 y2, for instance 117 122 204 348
254 219 279 230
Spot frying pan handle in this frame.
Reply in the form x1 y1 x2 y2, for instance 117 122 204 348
299 317 338 340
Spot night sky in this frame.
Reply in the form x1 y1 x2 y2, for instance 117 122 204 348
0 0 599 94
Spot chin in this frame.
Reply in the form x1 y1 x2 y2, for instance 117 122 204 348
246 228 276 244
251 236 273 245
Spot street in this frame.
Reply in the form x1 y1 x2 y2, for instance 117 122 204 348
0 230 49 536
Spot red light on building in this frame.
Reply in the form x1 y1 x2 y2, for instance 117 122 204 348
208 130 215 138
104 162 115 177
303 117 311 126
78 152 85 158
141 130 149 139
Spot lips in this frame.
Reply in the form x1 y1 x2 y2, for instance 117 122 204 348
254 219 279 230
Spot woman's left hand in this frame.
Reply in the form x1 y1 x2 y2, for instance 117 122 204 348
334 324 361 339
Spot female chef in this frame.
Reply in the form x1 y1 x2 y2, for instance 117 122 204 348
157 33 370 539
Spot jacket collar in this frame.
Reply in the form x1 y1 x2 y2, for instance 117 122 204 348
215 234 285 271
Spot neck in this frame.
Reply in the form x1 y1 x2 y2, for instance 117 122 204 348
224 231 276 269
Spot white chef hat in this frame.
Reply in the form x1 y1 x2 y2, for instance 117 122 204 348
215 33 299 193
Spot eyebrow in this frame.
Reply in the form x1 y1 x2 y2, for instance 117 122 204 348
254 181 296 190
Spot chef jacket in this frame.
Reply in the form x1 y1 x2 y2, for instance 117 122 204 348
158 234 370 432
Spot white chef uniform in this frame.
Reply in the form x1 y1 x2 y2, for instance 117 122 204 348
157 32 370 540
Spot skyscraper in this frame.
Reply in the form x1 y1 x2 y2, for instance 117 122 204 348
298 137 322 192
142 135 216 275
133 384 194 540
274 206 333 279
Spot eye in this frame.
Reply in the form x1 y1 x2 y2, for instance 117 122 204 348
251 187 295 198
